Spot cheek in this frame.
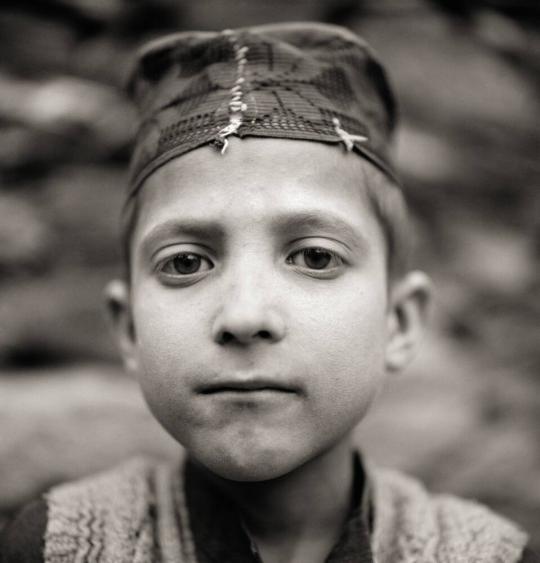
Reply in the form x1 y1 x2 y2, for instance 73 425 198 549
299 275 388 358
133 284 208 365
296 280 389 421
129 287 209 420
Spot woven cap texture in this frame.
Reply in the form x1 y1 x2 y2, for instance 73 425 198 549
127 22 399 200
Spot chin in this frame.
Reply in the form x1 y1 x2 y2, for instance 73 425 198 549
189 440 306 483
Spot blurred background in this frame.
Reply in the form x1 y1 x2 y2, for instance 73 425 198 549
0 0 539 549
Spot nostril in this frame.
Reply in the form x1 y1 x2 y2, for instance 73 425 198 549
220 331 234 344
217 329 273 345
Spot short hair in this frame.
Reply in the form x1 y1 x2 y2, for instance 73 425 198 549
359 162 411 282
119 160 411 285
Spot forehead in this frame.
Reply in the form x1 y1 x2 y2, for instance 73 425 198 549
133 137 383 248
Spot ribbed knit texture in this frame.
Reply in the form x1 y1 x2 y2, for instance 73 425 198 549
44 457 528 563
44 458 196 563
370 466 528 563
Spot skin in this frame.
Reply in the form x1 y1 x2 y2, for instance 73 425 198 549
107 137 430 563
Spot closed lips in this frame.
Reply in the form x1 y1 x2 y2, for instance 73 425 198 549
197 380 299 394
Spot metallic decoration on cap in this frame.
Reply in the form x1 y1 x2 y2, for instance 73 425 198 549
332 117 368 152
214 30 249 154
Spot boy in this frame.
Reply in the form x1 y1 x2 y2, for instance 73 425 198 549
1 21 536 563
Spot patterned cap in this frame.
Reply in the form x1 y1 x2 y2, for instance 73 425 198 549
127 22 399 200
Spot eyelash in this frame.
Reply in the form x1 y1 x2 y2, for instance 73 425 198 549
286 247 343 271
158 252 214 278
157 247 344 279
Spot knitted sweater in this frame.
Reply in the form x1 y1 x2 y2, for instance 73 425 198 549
40 456 528 563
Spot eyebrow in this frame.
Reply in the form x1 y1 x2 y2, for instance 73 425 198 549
271 211 366 249
140 219 225 258
140 210 367 258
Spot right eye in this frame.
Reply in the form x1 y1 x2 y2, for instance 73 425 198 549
159 252 214 276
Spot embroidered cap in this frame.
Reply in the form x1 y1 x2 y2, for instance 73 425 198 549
127 21 399 201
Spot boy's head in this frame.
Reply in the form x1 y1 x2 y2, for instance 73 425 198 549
107 23 430 481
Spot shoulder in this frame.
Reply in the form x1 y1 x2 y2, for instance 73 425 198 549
0 498 47 563
521 547 540 563
44 455 163 511
1 456 179 563
44 456 175 561
369 465 530 563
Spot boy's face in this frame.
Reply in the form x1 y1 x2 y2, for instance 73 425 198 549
113 138 421 481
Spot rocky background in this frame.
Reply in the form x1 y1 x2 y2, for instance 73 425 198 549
1 0 539 548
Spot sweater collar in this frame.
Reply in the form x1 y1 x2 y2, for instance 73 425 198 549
183 451 374 563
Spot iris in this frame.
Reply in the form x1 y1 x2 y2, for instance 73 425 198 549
302 248 332 270
172 253 202 274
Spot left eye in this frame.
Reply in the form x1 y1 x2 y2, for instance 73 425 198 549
160 252 214 276
287 247 342 270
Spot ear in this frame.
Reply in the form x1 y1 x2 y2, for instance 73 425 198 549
385 270 432 373
104 279 139 374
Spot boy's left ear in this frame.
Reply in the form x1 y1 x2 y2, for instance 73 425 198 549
385 271 432 373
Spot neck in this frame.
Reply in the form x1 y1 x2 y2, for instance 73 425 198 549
194 436 356 561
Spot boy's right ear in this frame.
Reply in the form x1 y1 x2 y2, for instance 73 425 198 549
104 279 139 374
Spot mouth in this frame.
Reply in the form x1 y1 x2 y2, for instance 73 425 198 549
197 378 300 395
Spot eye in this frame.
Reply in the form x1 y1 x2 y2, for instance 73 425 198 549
159 252 213 276
287 247 342 270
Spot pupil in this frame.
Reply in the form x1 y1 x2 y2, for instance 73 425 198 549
173 253 200 274
304 248 331 269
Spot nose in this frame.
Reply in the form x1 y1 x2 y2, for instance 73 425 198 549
212 273 286 346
